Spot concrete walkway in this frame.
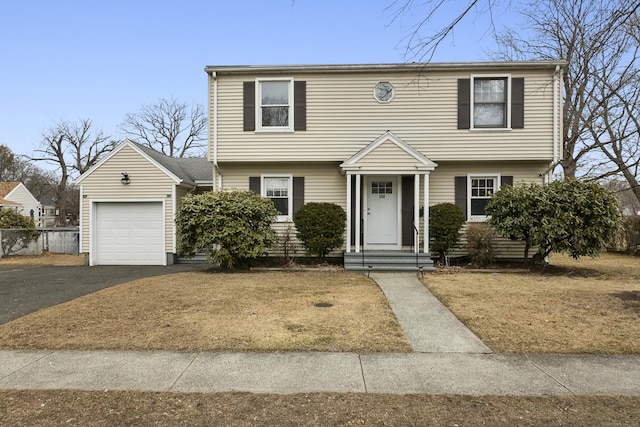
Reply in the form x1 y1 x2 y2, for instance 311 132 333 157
1 272 639 395
371 273 491 353
1 350 639 395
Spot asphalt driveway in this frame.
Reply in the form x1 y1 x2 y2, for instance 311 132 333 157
0 263 206 325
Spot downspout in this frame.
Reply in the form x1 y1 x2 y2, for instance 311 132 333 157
548 65 561 183
209 71 223 190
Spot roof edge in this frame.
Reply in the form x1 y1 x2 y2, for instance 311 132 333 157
205 60 567 75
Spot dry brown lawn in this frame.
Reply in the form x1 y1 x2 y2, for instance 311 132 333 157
0 270 410 353
0 252 84 266
3 390 640 427
423 252 640 354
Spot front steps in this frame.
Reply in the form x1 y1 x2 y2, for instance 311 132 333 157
344 250 435 273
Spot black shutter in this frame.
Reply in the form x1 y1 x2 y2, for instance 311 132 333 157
249 176 260 194
293 177 305 214
294 81 306 131
501 175 513 187
401 176 415 246
454 176 467 219
458 79 471 129
511 78 524 129
243 81 255 131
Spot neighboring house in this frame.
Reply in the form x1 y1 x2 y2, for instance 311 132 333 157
76 141 212 265
38 195 58 228
0 182 41 225
78 61 564 268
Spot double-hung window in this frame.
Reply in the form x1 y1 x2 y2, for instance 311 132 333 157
262 175 292 220
469 175 499 221
257 79 293 131
473 77 508 128
459 75 524 130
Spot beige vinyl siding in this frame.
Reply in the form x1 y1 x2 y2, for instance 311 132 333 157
355 140 426 170
213 69 556 163
219 162 346 208
79 146 176 253
428 161 548 206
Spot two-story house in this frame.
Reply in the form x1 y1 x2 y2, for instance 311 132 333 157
77 61 564 267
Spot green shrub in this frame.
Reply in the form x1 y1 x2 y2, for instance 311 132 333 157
429 203 466 265
175 190 279 270
487 179 623 263
0 208 40 256
293 202 346 261
465 222 497 267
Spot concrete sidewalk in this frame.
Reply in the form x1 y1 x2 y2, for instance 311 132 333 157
1 350 639 395
371 273 491 353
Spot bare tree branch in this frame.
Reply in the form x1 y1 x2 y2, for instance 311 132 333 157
120 97 207 158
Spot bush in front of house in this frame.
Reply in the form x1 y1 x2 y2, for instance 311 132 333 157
429 203 466 265
486 182 543 262
0 207 40 256
175 190 279 270
465 222 497 267
293 202 346 262
487 179 623 264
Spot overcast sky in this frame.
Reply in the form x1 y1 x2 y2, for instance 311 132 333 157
0 0 518 162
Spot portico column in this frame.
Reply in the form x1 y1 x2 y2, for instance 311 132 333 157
414 174 420 253
346 174 352 253
424 173 429 253
355 174 361 253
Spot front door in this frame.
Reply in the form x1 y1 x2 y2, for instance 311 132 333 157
366 176 399 248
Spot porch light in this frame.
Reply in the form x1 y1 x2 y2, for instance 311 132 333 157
121 172 130 185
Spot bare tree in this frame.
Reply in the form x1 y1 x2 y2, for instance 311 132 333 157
33 119 115 224
120 97 207 158
390 0 640 205
388 0 508 62
492 0 640 204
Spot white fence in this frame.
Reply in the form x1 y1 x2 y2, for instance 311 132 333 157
0 227 79 258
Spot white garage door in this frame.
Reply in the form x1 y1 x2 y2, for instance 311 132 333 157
94 202 165 265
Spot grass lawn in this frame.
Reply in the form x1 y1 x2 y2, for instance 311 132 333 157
0 269 410 353
422 252 640 354
2 252 640 426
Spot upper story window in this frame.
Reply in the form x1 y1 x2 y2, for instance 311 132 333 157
458 76 524 130
243 80 306 132
259 80 292 130
473 78 507 128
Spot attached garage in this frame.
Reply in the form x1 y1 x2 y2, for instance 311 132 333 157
76 140 213 266
93 202 165 265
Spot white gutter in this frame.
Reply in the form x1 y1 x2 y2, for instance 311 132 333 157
553 65 560 165
209 71 222 190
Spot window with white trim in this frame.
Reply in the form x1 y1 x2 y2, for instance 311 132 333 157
262 175 292 219
468 175 499 220
257 79 293 131
472 76 509 129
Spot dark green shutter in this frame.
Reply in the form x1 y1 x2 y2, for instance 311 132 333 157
511 78 524 128
293 177 304 214
249 176 260 193
401 176 415 246
458 79 471 129
501 175 513 187
243 82 255 131
294 81 306 131
454 176 467 219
